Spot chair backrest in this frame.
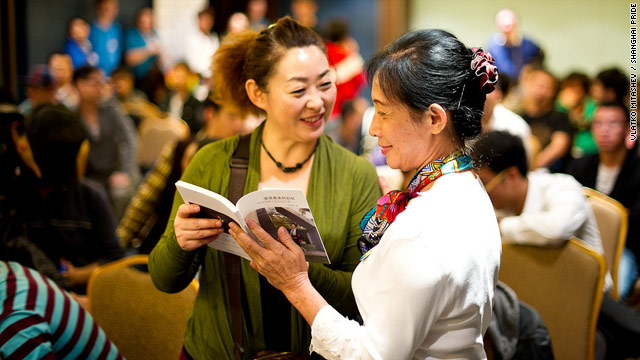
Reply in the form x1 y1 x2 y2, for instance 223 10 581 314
138 115 189 168
499 238 605 360
87 255 198 360
583 187 628 299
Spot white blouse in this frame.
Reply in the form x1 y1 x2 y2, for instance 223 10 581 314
310 172 502 359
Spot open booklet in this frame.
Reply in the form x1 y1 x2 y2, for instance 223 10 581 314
175 180 330 264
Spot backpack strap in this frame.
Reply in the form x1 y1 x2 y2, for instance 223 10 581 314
226 134 251 360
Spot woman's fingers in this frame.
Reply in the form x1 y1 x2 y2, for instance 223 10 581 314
276 226 301 253
175 203 226 251
245 218 281 250
180 237 220 252
179 228 225 240
229 222 267 259
177 203 200 218
176 218 223 231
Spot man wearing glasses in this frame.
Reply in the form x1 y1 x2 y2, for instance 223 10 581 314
568 102 640 300
473 130 612 291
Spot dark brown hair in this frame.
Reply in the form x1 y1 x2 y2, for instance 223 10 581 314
211 16 325 115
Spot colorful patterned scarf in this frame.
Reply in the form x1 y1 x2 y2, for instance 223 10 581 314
358 150 472 257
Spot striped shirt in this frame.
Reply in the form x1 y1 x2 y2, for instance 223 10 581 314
0 261 122 359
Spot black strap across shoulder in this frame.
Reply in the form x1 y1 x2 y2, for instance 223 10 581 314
226 134 251 360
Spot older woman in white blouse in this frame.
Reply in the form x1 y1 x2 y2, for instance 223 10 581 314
230 29 502 359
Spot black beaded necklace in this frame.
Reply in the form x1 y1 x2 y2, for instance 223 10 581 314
260 139 318 173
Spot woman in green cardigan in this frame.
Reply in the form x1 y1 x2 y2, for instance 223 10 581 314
148 17 381 359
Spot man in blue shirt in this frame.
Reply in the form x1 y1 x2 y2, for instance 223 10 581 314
89 0 122 76
486 8 543 81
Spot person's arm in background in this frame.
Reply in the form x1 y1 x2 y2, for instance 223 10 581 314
500 178 588 246
64 40 86 70
534 112 573 169
124 30 158 67
533 131 571 169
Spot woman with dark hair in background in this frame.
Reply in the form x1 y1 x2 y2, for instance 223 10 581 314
25 104 124 294
149 17 381 358
231 29 502 359
0 95 70 289
1 101 123 295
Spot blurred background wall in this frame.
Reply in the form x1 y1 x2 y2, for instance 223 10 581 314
409 0 629 78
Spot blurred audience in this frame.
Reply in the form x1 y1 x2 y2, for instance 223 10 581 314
480 74 534 164
567 102 640 300
111 65 148 103
247 0 270 31
161 62 202 134
226 12 250 35
184 6 219 79
24 104 124 294
520 67 573 171
487 9 543 81
323 19 366 120
74 65 139 221
89 0 122 76
591 67 630 105
48 52 79 110
336 97 368 154
291 0 318 30
65 17 99 70
557 72 598 157
19 65 55 116
125 7 163 83
118 97 245 253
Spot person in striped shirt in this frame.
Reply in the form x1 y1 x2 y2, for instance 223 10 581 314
0 261 122 359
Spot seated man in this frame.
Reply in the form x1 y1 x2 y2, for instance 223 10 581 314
18 65 56 116
473 130 611 290
591 68 629 105
474 130 640 359
520 67 573 171
0 261 122 359
568 101 640 299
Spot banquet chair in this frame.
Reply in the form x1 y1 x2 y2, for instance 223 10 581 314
87 255 198 360
499 238 605 360
138 115 189 170
584 187 628 300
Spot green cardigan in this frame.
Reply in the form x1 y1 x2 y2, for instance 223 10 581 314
149 123 381 359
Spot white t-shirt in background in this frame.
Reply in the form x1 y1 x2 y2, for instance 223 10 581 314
595 163 621 195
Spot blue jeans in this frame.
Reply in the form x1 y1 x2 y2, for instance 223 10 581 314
618 248 639 300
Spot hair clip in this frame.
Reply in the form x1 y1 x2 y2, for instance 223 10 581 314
470 48 498 93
